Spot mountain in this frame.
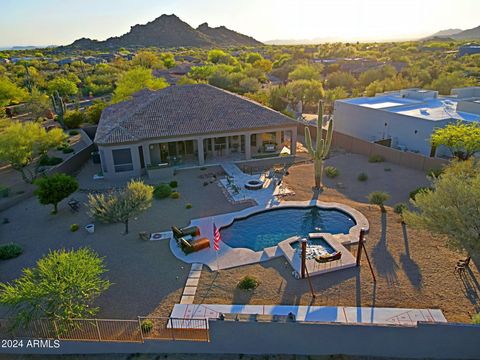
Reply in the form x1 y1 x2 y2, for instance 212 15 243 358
196 23 261 47
427 28 463 38
62 14 261 50
451 25 480 40
425 25 480 40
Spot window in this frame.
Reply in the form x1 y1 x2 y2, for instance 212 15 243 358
112 148 133 172
251 134 257 146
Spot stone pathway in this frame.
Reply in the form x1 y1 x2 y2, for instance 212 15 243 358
179 263 203 305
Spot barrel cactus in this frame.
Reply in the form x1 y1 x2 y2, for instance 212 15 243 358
304 101 334 189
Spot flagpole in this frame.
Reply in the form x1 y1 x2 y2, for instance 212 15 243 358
213 217 220 272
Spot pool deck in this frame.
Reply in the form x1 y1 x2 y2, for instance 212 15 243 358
171 304 447 327
169 200 369 275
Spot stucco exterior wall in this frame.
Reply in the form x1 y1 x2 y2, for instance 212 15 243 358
333 101 453 157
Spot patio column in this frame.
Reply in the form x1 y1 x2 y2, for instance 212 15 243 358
197 137 205 165
142 143 151 166
290 128 297 155
275 131 282 147
245 133 251 160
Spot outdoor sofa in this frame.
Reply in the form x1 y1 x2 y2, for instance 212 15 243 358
171 226 210 254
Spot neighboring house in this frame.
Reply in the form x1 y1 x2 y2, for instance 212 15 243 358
458 43 480 57
333 87 480 157
95 84 298 180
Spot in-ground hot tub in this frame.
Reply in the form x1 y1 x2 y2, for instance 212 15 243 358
245 180 264 190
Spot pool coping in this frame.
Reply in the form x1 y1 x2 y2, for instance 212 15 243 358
169 200 369 276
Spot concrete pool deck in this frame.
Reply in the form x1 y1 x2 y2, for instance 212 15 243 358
171 304 447 326
169 200 369 275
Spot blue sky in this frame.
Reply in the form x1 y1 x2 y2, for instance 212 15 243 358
1 0 479 46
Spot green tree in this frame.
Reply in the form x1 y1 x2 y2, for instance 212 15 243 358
87 180 154 234
286 79 325 107
429 71 476 95
207 49 236 65
0 122 66 183
111 67 168 104
0 248 111 332
431 122 480 160
47 77 78 97
288 64 323 81
86 101 107 124
245 52 263 64
23 87 50 121
0 76 27 106
34 173 79 214
404 160 480 253
63 110 86 129
326 71 357 90
132 50 165 69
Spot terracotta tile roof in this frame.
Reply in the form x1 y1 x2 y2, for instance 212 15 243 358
94 84 297 145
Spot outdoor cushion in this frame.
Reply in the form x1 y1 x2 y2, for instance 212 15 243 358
171 226 183 239
181 226 200 236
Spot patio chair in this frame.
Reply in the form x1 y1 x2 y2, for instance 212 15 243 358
67 198 80 212
454 256 471 274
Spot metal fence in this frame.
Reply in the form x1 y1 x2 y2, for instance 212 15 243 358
0 317 209 343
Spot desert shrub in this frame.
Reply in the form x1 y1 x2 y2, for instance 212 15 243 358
0 185 10 198
368 191 390 212
141 320 153 333
472 313 480 325
185 203 192 209
409 186 431 200
0 243 23 260
170 191 180 199
426 167 443 178
153 184 172 199
62 147 74 154
70 224 79 232
63 110 86 129
325 166 339 178
368 154 385 163
357 172 368 182
237 276 259 290
237 275 259 290
69 130 79 136
39 155 63 166
394 203 408 214
169 180 178 188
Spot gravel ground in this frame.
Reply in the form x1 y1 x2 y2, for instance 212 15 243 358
0 166 250 320
194 154 480 323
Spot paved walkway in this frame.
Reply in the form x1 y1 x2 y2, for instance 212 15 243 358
179 263 203 305
171 304 447 326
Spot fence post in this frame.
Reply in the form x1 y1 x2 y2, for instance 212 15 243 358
95 319 102 342
170 318 176 341
52 320 59 340
137 317 145 343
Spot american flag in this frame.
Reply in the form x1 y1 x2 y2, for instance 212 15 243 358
213 223 221 251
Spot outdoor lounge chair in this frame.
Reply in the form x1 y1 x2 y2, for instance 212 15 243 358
314 251 342 263
180 237 210 254
171 225 200 239
454 256 471 274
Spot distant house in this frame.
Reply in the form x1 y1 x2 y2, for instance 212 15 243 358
334 87 480 157
95 84 298 179
82 56 105 65
97 53 117 62
0 58 10 64
339 58 384 75
56 58 74 66
458 43 480 57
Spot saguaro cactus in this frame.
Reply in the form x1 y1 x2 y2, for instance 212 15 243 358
304 101 333 189
50 90 66 129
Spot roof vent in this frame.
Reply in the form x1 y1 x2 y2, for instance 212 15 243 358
420 108 429 115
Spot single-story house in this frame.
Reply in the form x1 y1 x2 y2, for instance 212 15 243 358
95 84 298 180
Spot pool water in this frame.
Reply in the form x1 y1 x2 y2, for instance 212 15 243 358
220 206 355 251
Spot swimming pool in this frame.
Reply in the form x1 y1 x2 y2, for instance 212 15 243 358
220 206 356 252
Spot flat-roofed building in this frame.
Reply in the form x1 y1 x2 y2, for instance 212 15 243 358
333 87 480 157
